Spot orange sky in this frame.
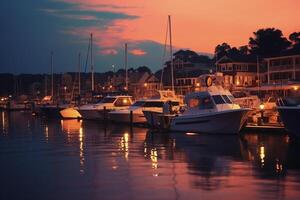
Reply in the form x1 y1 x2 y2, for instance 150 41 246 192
60 0 300 54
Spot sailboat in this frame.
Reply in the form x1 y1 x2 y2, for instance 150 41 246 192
60 53 83 119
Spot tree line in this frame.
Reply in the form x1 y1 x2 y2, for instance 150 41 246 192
215 28 300 59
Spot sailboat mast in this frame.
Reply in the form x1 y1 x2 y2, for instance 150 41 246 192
50 51 54 99
90 33 94 92
168 15 174 91
78 53 81 96
125 43 128 90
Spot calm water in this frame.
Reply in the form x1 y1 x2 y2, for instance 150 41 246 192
1 111 300 200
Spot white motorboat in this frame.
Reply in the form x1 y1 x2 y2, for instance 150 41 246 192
170 84 250 134
78 95 133 120
277 97 300 137
60 107 82 119
109 90 180 124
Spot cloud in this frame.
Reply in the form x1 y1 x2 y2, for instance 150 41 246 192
129 49 147 56
100 49 118 55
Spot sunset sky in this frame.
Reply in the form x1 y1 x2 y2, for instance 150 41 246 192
1 0 300 73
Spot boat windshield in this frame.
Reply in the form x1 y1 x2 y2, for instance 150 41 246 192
212 95 226 104
101 97 116 103
222 95 233 104
187 96 214 109
143 101 164 107
132 101 145 107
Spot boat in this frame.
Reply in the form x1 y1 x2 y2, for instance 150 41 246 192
78 95 133 120
277 97 300 136
169 76 251 134
109 90 180 124
40 104 68 118
60 107 82 119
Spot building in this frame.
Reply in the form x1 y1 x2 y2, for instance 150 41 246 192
216 55 258 89
264 54 300 84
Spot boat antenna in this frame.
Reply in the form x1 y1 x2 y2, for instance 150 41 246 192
168 15 174 92
84 36 91 73
78 52 81 96
50 51 54 102
125 43 128 91
90 33 94 92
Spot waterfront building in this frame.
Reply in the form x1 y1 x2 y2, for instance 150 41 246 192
216 55 258 90
263 54 300 84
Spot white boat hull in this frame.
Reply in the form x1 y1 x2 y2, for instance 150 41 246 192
170 109 250 134
60 107 81 119
109 112 146 124
78 109 105 120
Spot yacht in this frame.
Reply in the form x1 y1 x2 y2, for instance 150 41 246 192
109 90 180 124
277 97 300 137
78 95 133 120
169 84 251 134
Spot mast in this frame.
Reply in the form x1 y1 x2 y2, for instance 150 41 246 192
50 51 54 99
78 53 81 96
168 15 174 91
90 33 94 92
125 43 128 90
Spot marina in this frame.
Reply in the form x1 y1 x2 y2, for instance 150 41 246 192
1 1 300 199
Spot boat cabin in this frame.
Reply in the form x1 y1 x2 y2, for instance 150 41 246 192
184 86 240 114
97 95 133 107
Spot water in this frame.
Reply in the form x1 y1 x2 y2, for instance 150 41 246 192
1 111 300 200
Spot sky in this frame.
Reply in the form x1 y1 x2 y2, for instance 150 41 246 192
0 0 300 74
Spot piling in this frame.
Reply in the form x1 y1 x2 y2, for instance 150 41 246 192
130 110 133 126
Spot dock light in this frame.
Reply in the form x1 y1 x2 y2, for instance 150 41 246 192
293 86 299 91
1 98 4 101
102 86 105 90
185 132 198 136
196 83 200 87
109 85 113 89
144 83 148 87
259 103 265 110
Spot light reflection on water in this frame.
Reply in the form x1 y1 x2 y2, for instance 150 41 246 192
0 111 300 200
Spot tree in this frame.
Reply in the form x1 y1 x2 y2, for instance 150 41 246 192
249 28 291 57
289 32 300 53
238 45 250 55
215 43 231 59
136 66 151 74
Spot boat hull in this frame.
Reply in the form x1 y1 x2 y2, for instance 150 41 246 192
78 109 107 120
109 112 146 124
170 109 250 134
277 107 300 136
143 110 163 127
40 106 63 118
60 107 82 119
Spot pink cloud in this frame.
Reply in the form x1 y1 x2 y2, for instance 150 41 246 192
129 49 147 56
100 49 118 55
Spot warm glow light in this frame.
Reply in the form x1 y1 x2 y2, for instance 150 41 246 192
259 103 265 110
260 146 265 167
123 99 128 104
185 132 198 136
124 86 127 90
109 85 113 89
150 148 158 169
293 86 299 91
196 83 200 87
102 86 105 90
144 83 148 87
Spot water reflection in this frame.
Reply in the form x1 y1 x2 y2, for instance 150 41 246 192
1 112 300 200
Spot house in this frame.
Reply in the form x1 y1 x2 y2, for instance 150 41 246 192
216 55 258 89
263 54 300 84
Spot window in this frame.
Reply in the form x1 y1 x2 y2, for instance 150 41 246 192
171 101 180 106
200 96 215 109
222 95 232 104
132 101 145 106
188 98 200 108
114 97 132 106
101 97 116 103
212 95 226 104
143 101 164 107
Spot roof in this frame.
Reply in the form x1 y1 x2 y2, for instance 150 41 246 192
217 55 257 64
